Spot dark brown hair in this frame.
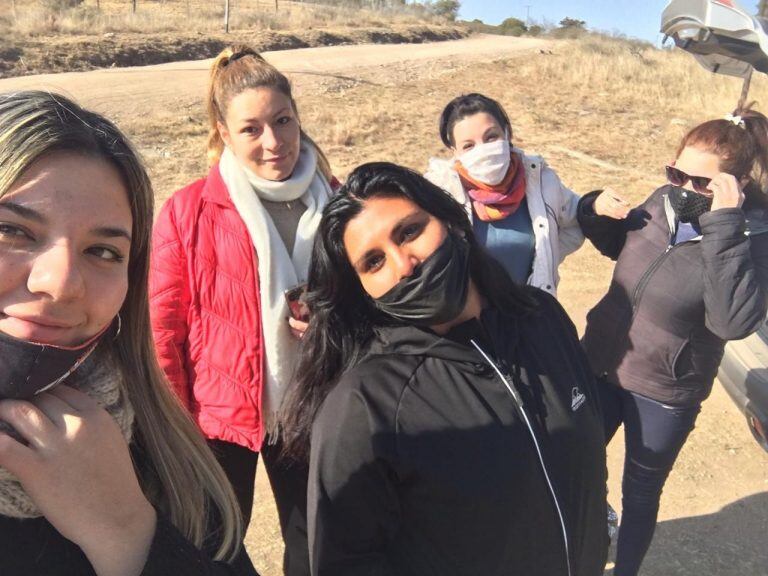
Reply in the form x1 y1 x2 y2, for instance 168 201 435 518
439 93 513 148
677 103 768 200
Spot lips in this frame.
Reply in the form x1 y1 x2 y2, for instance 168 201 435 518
0 313 82 345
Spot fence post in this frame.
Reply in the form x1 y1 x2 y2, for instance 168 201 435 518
224 0 230 33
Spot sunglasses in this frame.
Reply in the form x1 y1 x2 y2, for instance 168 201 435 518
665 165 712 195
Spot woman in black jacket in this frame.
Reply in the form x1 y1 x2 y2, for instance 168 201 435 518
578 107 768 576
280 162 609 576
0 91 256 576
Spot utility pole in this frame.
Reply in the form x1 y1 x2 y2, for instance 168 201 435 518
224 0 230 33
525 4 532 25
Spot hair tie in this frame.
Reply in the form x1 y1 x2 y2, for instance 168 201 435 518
725 113 746 128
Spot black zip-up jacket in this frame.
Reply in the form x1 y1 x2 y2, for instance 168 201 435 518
579 186 768 406
308 291 608 576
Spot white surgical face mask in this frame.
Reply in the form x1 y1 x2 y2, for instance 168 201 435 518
457 139 511 186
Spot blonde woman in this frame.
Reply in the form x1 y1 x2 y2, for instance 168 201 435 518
0 91 254 575
150 46 338 576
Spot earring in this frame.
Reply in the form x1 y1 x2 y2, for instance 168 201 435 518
113 313 122 340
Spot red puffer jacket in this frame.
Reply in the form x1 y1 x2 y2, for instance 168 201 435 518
150 164 266 451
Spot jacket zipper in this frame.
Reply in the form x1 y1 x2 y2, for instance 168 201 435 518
470 340 572 576
630 242 679 311
601 241 686 379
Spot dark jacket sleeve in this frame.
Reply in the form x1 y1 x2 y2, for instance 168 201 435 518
140 515 258 576
699 208 768 340
308 386 400 576
577 190 632 261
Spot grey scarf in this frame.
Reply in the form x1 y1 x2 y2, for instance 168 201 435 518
0 347 134 518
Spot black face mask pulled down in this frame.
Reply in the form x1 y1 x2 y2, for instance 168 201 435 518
667 185 713 224
0 325 109 401
373 232 471 327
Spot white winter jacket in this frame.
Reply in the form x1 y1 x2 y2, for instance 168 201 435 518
424 148 584 296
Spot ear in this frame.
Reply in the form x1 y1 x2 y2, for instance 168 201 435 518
217 121 232 149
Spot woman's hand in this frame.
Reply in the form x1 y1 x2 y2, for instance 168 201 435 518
0 385 156 576
708 173 745 212
593 188 632 219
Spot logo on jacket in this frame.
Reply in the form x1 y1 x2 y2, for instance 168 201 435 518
571 387 586 412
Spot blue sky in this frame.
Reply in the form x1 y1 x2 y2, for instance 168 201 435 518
456 0 760 45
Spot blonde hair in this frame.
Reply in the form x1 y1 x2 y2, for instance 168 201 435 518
206 45 333 181
0 91 243 561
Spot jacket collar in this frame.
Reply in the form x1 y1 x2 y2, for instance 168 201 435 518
201 162 235 208
661 184 768 239
367 307 519 366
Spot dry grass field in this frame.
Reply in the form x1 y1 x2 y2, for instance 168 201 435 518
2 0 445 35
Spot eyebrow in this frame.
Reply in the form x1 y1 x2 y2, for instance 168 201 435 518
352 211 423 270
93 226 132 242
459 127 500 144
0 201 46 223
0 201 131 242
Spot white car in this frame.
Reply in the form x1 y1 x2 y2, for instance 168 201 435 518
718 323 768 452
661 0 768 78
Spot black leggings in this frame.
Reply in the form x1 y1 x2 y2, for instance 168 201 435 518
598 382 701 576
208 438 310 576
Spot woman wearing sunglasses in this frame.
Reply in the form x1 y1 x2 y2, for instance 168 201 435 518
577 107 768 576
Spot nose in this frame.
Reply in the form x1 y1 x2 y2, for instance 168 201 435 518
27 244 86 302
262 124 282 152
390 247 418 280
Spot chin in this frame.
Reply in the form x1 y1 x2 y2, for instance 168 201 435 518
253 156 297 182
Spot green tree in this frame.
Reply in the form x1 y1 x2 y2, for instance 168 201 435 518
431 0 460 21
499 16 527 36
559 17 586 30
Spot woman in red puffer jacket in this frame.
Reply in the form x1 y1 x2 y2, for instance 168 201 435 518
150 45 338 576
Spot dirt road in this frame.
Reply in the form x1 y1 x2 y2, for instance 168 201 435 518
3 34 765 575
0 34 546 117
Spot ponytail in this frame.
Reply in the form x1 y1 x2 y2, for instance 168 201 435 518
677 102 768 203
737 104 768 199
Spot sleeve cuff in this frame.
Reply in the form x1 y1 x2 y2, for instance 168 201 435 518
699 207 746 238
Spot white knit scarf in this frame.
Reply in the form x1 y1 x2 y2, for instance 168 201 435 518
0 347 135 518
218 143 332 437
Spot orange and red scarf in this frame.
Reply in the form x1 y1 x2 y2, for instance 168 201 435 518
454 151 526 222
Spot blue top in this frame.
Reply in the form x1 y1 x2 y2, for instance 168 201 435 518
673 221 701 245
472 197 535 284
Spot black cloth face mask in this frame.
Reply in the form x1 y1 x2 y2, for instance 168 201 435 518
0 323 111 401
373 231 471 326
667 185 713 224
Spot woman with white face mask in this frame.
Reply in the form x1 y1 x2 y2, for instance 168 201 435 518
425 93 584 296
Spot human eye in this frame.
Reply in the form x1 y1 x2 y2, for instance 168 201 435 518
462 142 474 151
277 115 293 126
0 223 33 242
242 125 262 136
485 132 501 143
362 253 384 273
87 245 125 263
401 221 425 243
